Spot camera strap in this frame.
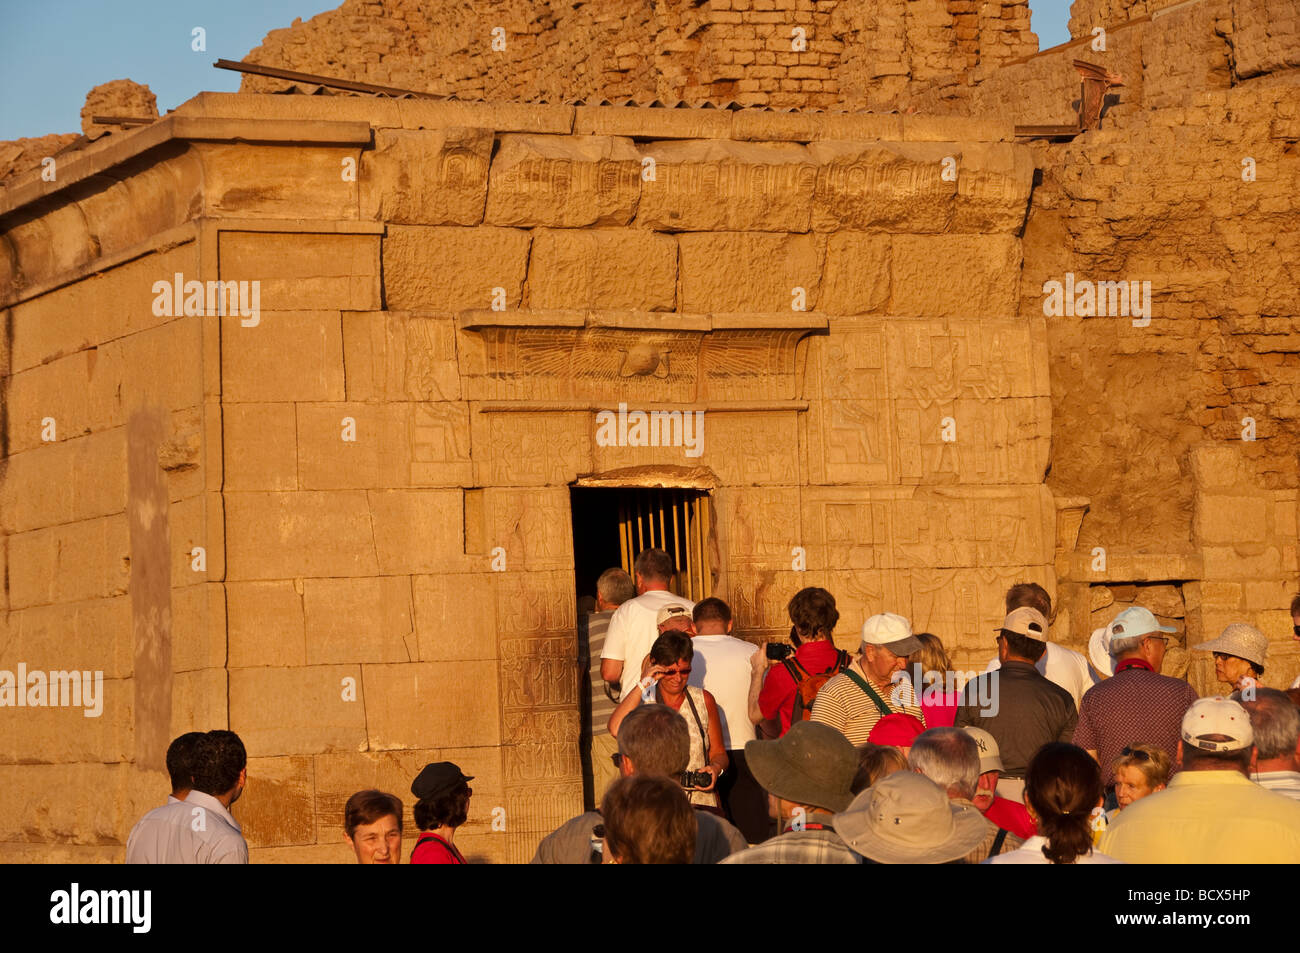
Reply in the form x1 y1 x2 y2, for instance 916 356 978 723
681 686 710 764
843 669 892 718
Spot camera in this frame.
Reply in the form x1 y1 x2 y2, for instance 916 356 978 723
680 770 713 789
766 642 795 660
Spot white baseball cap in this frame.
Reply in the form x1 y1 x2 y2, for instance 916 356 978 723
861 612 922 655
1181 696 1254 752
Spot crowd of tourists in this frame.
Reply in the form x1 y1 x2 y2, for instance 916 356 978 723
124 547 1300 863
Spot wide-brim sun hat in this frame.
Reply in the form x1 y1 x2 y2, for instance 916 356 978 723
1193 622 1268 670
744 720 858 814
833 771 989 864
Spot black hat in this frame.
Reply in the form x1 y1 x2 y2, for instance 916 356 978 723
411 762 473 800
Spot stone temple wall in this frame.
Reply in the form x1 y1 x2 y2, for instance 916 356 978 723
238 0 1037 110
0 94 1047 861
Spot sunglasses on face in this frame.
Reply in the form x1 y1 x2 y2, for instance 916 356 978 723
659 666 691 677
1120 747 1151 762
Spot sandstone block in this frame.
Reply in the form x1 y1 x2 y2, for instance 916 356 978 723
820 232 890 314
715 486 802 571
224 492 379 580
413 573 498 662
361 660 501 750
471 412 592 488
0 429 126 534
891 235 1021 317
636 140 817 231
229 665 368 757
481 488 576 573
0 675 130 764
7 514 130 609
485 134 641 227
809 141 955 232
223 403 298 490
902 116 1014 142
227 581 307 668
1195 494 1270 545
494 570 577 639
4 598 131 679
529 229 677 310
679 232 823 312
0 763 125 843
360 127 492 225
368 489 468 574
196 142 364 221
341 312 461 402
952 142 1035 232
218 232 380 311
303 576 415 664
238 756 316 848
170 582 228 673
383 225 530 311
221 311 345 403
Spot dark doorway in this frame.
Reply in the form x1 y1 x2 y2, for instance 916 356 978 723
570 485 712 810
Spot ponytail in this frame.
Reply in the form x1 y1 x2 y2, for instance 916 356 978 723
1024 743 1104 865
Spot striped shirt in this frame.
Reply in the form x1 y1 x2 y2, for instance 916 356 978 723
809 660 924 745
1256 770 1300 800
584 610 617 738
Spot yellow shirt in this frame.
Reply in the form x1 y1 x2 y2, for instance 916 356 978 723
1099 769 1300 864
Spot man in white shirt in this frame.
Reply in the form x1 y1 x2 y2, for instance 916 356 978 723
601 548 695 702
985 582 1096 710
126 730 249 864
1240 687 1300 800
688 596 766 841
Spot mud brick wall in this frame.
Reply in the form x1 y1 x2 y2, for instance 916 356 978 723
237 0 1037 110
0 93 1048 862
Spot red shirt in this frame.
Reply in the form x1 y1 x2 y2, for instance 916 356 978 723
759 641 844 734
410 832 466 865
984 795 1037 840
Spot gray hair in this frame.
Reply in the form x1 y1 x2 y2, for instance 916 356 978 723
1241 688 1300 761
908 727 980 800
597 567 636 606
1109 633 1146 657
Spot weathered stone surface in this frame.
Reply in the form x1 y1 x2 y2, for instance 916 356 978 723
227 581 306 668
341 312 461 402
952 143 1035 233
528 229 677 310
383 225 530 311
224 492 380 580
223 403 298 490
485 134 640 227
362 661 501 750
0 429 126 534
891 235 1021 317
413 573 498 661
218 232 381 311
239 756 316 848
221 312 345 403
80 79 158 140
679 232 824 312
636 140 817 232
303 576 416 664
471 412 592 488
196 142 364 220
360 127 492 225
809 141 956 232
296 402 472 489
820 233 891 315
6 514 130 609
368 489 469 574
230 665 368 757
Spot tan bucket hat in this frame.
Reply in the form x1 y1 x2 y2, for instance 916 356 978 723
832 771 989 864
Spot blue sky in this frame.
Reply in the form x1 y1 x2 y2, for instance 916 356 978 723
0 1 1073 141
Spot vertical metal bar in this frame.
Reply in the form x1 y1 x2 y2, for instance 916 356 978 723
699 492 710 597
657 496 667 562
618 501 629 573
671 493 682 594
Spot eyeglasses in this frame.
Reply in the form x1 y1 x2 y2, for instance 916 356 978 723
1212 652 1236 662
659 667 691 677
1120 747 1151 762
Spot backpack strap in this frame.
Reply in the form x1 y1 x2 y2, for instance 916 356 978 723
988 827 1009 859
843 669 892 717
780 656 806 684
833 649 851 673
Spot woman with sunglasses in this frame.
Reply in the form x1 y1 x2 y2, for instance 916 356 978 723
608 630 729 810
1193 622 1268 693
